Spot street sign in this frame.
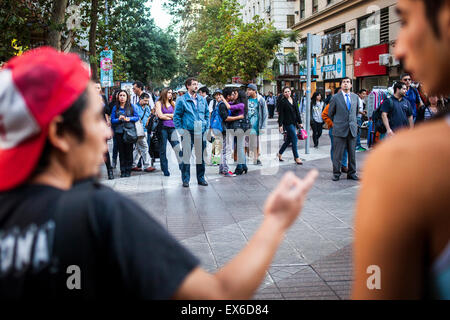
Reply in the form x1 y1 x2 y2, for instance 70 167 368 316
232 76 242 84
100 50 114 87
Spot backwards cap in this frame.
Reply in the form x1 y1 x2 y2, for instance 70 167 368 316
0 47 90 191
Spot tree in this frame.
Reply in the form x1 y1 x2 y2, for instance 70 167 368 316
89 0 99 81
184 0 285 85
48 0 69 49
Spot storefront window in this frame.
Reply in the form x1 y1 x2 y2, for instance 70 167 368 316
322 26 345 55
359 11 380 48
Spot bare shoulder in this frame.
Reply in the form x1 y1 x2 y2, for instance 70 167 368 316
360 118 450 222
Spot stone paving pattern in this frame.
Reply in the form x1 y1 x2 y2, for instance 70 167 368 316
100 118 368 299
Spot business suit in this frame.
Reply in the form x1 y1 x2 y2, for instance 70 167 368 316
328 91 359 177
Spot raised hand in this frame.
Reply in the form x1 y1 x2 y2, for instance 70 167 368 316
263 170 318 231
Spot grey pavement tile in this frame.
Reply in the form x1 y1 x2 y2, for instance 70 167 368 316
294 240 340 264
271 242 306 265
326 281 353 300
316 227 354 249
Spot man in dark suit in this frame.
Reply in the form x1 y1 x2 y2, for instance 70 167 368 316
328 77 359 181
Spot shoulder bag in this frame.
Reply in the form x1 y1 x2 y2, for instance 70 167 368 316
135 108 148 138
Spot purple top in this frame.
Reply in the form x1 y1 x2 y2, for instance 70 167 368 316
229 102 245 117
161 103 175 128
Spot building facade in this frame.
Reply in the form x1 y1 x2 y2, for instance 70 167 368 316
239 0 300 94
291 0 401 95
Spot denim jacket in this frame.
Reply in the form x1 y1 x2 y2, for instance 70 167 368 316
111 104 139 134
173 93 210 133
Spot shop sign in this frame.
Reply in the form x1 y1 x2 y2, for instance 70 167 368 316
100 50 114 88
320 51 346 80
354 44 389 77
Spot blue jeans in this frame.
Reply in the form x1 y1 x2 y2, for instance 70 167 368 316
329 127 348 167
160 127 181 175
356 117 362 149
279 124 299 159
179 131 206 184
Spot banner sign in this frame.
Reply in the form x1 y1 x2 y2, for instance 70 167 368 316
354 44 389 77
320 51 346 80
100 50 114 88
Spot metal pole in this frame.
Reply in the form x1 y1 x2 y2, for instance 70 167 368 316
104 1 109 101
305 33 312 154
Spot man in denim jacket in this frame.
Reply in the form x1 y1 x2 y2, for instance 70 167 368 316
173 78 210 187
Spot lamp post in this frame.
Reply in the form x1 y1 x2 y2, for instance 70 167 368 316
275 52 285 94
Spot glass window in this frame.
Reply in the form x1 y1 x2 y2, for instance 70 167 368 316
359 11 380 48
312 0 318 13
322 26 345 54
287 15 295 28
300 0 305 19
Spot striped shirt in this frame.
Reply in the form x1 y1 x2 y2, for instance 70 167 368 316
131 91 155 109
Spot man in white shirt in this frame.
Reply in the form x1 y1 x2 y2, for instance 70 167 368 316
132 81 155 109
356 89 367 151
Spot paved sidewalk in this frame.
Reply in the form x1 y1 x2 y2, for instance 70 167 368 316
100 118 369 299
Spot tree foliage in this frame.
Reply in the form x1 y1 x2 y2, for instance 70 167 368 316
170 0 286 86
1 0 181 87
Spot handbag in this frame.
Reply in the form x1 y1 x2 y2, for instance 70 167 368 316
123 121 138 144
135 108 148 138
297 128 308 140
146 113 161 134
232 117 251 132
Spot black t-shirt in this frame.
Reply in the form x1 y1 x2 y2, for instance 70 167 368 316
0 179 199 299
380 97 413 132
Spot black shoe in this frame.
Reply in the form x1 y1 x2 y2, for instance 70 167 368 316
332 175 340 181
120 172 126 178
243 164 248 174
125 172 131 177
182 182 189 188
198 181 208 186
256 159 262 166
234 165 244 176
107 170 114 180
347 174 359 181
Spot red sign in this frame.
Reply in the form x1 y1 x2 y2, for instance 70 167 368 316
232 76 242 84
354 44 389 77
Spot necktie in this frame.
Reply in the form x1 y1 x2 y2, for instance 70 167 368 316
345 94 351 111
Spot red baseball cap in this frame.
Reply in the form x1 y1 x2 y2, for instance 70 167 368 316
0 47 90 191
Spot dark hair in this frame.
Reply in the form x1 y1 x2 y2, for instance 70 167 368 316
358 89 367 94
311 91 323 106
400 73 411 80
31 90 88 178
159 87 175 110
393 81 406 93
140 92 150 100
115 90 133 117
133 81 144 90
340 77 352 85
185 77 198 89
420 0 446 37
222 87 236 99
282 86 291 93
334 87 341 94
235 90 249 116
199 86 209 95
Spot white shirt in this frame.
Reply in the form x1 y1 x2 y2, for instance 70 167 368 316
189 92 198 108
131 91 155 109
358 97 365 118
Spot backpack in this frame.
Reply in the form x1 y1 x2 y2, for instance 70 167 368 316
372 98 393 134
210 102 224 134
